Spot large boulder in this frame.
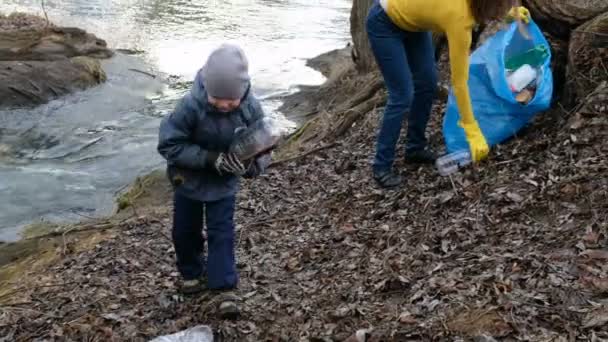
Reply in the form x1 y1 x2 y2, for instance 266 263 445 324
0 12 113 108
523 0 608 38
0 26 113 61
0 57 106 109
566 12 608 106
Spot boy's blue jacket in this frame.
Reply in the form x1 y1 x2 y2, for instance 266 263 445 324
157 71 265 202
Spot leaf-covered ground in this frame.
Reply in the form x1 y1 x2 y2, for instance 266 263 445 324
1 79 607 341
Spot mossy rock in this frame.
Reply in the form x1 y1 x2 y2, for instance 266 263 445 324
0 56 106 109
0 13 113 61
115 169 173 213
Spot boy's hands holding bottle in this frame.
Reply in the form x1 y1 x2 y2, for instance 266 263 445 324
212 152 248 176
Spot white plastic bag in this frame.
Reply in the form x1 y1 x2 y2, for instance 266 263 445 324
149 325 213 342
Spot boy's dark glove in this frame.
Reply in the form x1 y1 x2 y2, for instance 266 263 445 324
207 151 247 176
244 153 272 179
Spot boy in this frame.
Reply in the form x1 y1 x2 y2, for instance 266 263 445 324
157 43 271 319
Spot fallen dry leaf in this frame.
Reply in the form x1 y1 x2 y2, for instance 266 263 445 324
583 308 608 328
581 250 608 260
581 276 608 294
398 312 417 325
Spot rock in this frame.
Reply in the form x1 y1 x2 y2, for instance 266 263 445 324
523 0 608 38
566 12 608 105
0 12 112 108
0 26 113 61
0 12 53 31
0 57 106 109
306 46 352 79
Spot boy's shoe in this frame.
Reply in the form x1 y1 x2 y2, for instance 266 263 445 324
217 291 240 320
179 277 206 295
404 149 437 164
373 170 402 188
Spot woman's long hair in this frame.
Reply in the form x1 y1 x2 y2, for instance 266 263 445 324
469 0 516 24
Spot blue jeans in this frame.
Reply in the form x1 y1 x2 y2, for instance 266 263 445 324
366 1 438 173
172 192 238 289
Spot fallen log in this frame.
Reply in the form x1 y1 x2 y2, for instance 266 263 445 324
329 91 386 139
523 0 608 38
580 81 608 116
566 11 608 106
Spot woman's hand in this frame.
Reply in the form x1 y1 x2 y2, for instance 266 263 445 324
506 6 531 24
460 121 489 162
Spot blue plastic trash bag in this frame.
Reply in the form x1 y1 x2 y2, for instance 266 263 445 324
443 19 553 154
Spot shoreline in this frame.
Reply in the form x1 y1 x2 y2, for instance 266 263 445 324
0 12 351 245
277 44 354 125
0 44 352 244
0 43 353 263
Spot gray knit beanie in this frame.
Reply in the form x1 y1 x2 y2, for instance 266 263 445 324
200 43 250 100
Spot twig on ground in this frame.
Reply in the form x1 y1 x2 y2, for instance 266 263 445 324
269 142 338 168
128 68 157 79
0 282 78 302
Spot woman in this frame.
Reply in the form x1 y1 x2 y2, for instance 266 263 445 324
157 43 271 319
367 0 530 188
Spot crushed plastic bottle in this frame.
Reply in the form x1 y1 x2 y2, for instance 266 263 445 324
435 150 472 176
149 325 213 342
230 116 282 161
504 45 549 70
506 64 537 93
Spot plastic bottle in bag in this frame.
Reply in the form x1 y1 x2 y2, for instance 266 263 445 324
506 64 537 93
230 116 282 161
435 150 472 176
504 45 549 70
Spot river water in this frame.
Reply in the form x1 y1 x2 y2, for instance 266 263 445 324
0 0 351 241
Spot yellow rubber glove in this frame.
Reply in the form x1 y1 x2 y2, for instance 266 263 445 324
459 120 490 162
506 6 531 24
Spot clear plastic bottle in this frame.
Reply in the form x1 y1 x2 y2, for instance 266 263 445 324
150 325 213 342
506 64 537 92
230 117 282 161
435 150 472 176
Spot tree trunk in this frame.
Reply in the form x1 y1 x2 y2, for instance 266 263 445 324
523 0 608 38
350 0 375 73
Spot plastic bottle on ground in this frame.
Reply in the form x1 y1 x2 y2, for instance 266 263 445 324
435 150 472 176
506 64 537 93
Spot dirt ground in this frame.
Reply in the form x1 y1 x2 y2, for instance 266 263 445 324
1 67 607 340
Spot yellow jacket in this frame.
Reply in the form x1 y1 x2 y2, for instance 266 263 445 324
385 0 476 126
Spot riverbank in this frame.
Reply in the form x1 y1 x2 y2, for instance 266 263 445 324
0 45 353 296
2 19 608 342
